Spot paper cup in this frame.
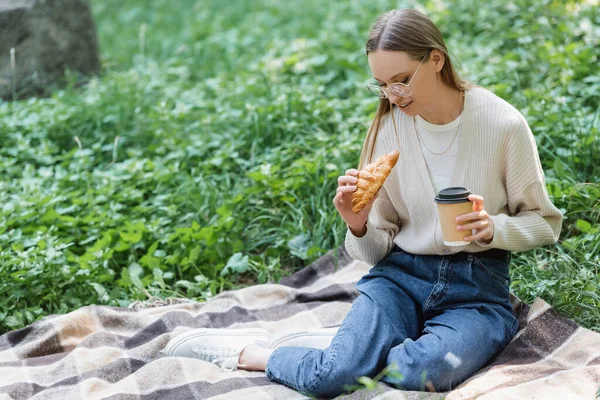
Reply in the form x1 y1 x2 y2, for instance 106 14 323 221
435 187 473 246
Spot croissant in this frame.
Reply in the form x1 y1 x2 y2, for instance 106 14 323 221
351 150 399 214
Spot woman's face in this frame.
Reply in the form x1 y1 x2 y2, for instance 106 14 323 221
367 49 443 116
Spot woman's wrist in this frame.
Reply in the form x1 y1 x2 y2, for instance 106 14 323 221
348 223 367 238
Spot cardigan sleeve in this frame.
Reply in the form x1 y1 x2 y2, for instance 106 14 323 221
344 185 401 266
477 114 563 251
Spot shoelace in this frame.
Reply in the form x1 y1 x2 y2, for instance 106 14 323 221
192 346 247 372
212 356 245 372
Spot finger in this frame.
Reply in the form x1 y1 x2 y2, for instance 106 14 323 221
333 192 342 203
469 194 484 212
458 219 489 231
345 169 359 176
456 210 488 223
464 229 491 242
338 175 358 186
337 185 357 194
333 191 348 206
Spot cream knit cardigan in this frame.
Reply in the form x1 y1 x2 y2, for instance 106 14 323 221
345 86 563 266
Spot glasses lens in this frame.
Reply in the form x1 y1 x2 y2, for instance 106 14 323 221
366 85 388 98
389 83 410 97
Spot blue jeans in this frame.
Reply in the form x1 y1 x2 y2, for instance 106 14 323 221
265 245 518 398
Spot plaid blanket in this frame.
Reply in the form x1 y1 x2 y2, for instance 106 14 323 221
1 245 599 400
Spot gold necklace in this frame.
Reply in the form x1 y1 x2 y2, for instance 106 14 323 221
414 91 465 156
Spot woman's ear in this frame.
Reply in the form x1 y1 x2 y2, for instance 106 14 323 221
430 49 445 73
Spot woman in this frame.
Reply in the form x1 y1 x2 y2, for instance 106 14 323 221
163 8 563 398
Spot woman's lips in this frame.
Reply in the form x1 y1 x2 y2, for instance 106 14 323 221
398 101 413 111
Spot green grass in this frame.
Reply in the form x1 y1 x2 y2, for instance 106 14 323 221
0 0 598 334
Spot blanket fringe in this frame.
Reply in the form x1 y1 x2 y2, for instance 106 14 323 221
128 288 196 309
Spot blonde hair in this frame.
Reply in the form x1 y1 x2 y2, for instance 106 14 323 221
359 9 473 169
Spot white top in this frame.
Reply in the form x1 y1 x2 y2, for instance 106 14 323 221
345 86 563 265
415 113 461 194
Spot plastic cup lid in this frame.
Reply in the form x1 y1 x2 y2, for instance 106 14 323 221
434 187 471 204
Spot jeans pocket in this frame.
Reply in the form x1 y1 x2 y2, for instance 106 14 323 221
473 255 510 286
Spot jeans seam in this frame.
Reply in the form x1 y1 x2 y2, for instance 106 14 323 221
423 258 447 311
438 260 454 302
500 315 519 349
510 314 519 337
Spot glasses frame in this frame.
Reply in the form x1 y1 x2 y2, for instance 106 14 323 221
366 52 428 99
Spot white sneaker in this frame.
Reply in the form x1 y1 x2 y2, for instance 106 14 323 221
268 326 339 349
162 327 270 371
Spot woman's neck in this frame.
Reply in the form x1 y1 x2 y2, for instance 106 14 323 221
418 85 464 125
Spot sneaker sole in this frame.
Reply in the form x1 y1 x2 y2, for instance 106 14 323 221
164 327 270 356
268 327 339 348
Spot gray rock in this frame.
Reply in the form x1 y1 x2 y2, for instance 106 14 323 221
0 0 101 100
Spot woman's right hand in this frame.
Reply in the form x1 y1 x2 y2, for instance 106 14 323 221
333 168 380 237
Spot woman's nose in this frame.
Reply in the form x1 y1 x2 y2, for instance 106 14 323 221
388 93 403 105
388 92 404 106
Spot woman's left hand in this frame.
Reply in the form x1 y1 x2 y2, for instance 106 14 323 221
456 194 495 243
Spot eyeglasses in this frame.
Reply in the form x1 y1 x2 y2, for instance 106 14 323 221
365 53 428 99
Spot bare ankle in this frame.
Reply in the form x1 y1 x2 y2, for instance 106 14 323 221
238 343 273 371
239 343 262 361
